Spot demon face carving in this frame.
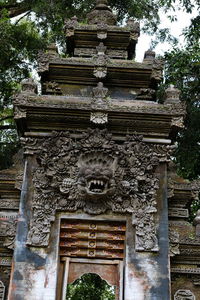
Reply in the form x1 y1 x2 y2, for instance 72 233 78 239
77 152 116 200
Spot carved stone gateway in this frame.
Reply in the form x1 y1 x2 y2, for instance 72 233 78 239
3 1 200 300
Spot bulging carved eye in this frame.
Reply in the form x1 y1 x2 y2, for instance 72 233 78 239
84 168 92 176
103 169 112 177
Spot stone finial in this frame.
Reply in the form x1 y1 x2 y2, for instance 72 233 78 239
21 78 37 95
194 209 200 237
143 49 156 63
164 85 181 104
96 0 109 7
87 0 117 25
46 43 58 55
64 16 78 37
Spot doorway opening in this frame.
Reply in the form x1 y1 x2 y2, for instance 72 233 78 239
57 219 126 300
66 272 115 300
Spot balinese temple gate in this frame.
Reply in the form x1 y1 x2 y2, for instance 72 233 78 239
0 1 200 299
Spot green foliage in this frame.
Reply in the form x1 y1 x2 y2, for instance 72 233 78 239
0 12 46 107
0 10 46 169
164 16 200 180
66 273 115 300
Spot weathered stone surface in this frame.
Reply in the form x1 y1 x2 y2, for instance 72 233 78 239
21 129 172 251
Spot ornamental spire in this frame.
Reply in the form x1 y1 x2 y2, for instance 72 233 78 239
87 0 117 25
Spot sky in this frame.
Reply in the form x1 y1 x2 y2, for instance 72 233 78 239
136 4 199 62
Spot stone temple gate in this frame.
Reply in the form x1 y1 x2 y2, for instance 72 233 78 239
0 1 200 299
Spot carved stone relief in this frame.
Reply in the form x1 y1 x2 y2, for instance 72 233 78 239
22 129 172 250
93 43 109 78
0 281 5 300
64 16 78 37
151 59 164 82
92 82 109 109
43 81 62 95
171 117 184 128
87 0 117 26
97 23 108 39
90 112 108 124
0 215 18 250
174 289 195 300
169 227 180 257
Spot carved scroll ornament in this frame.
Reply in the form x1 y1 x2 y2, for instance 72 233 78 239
22 129 172 250
174 289 195 300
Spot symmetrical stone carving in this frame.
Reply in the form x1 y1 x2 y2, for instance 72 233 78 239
87 0 117 25
90 112 108 124
22 129 172 250
0 281 5 300
93 43 109 78
92 82 109 108
97 23 108 39
174 289 195 300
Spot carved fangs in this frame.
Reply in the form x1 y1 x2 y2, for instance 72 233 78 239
88 179 107 193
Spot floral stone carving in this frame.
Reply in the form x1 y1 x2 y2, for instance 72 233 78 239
174 289 195 300
22 129 172 250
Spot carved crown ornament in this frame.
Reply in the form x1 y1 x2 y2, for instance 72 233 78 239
87 0 117 26
21 129 173 251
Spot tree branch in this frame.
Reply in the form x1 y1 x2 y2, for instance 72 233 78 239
0 115 14 123
0 1 31 18
0 125 15 130
14 10 31 25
